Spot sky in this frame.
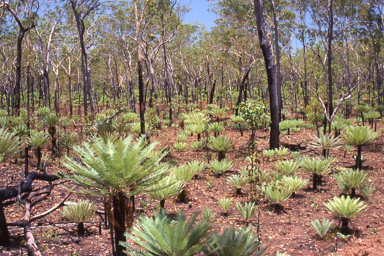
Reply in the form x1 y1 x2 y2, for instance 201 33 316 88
180 0 218 30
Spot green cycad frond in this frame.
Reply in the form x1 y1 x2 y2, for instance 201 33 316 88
342 125 380 146
185 112 210 125
262 149 275 158
310 218 333 239
226 174 247 190
208 136 233 152
186 124 206 134
333 169 368 195
43 113 59 127
310 132 341 151
282 176 309 194
121 210 217 256
209 122 225 133
147 175 184 201
264 184 291 204
324 195 367 220
231 115 245 123
275 160 300 176
61 135 169 196
36 106 51 116
300 156 333 176
29 130 49 148
218 197 233 215
62 199 96 223
177 133 189 142
364 111 380 120
274 147 290 157
0 127 20 161
207 225 266 256
235 202 258 221
210 159 233 173
172 161 207 181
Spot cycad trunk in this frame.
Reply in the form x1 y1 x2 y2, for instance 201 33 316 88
218 151 225 161
113 193 127 255
341 218 349 231
78 222 84 236
313 173 318 192
356 145 362 169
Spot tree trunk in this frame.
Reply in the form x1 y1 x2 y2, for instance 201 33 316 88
112 193 127 255
271 0 282 119
0 201 10 246
254 0 280 149
327 0 334 134
134 0 146 137
357 145 362 170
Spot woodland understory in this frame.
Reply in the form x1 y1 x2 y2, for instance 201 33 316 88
1 0 384 255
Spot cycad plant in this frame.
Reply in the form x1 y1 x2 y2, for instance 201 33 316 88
364 111 380 129
310 218 334 239
324 195 367 230
226 174 247 195
262 149 275 160
281 176 309 196
0 127 20 161
29 130 49 166
310 132 341 157
235 202 258 222
147 175 184 210
300 156 334 192
120 210 218 256
186 124 206 141
275 160 300 176
218 197 233 216
210 159 233 174
342 125 380 169
274 147 290 158
231 115 245 136
177 132 189 143
333 169 368 197
208 135 233 161
43 113 59 155
173 142 187 151
61 136 169 254
207 226 266 256
263 183 291 206
209 122 225 137
62 199 96 236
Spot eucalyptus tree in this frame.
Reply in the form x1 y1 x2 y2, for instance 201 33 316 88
33 7 63 108
0 0 38 116
68 0 102 116
254 0 280 149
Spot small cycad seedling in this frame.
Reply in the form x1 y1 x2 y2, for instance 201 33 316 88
235 202 258 222
360 184 375 199
290 151 301 160
282 176 309 195
226 174 247 195
218 197 233 216
262 149 275 160
324 195 367 230
173 142 187 152
209 122 225 136
147 175 184 210
333 169 368 197
207 225 266 256
310 218 334 239
263 183 291 206
62 199 96 236
177 133 189 143
29 130 49 166
208 135 233 161
274 147 290 157
210 159 233 174
275 160 300 176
